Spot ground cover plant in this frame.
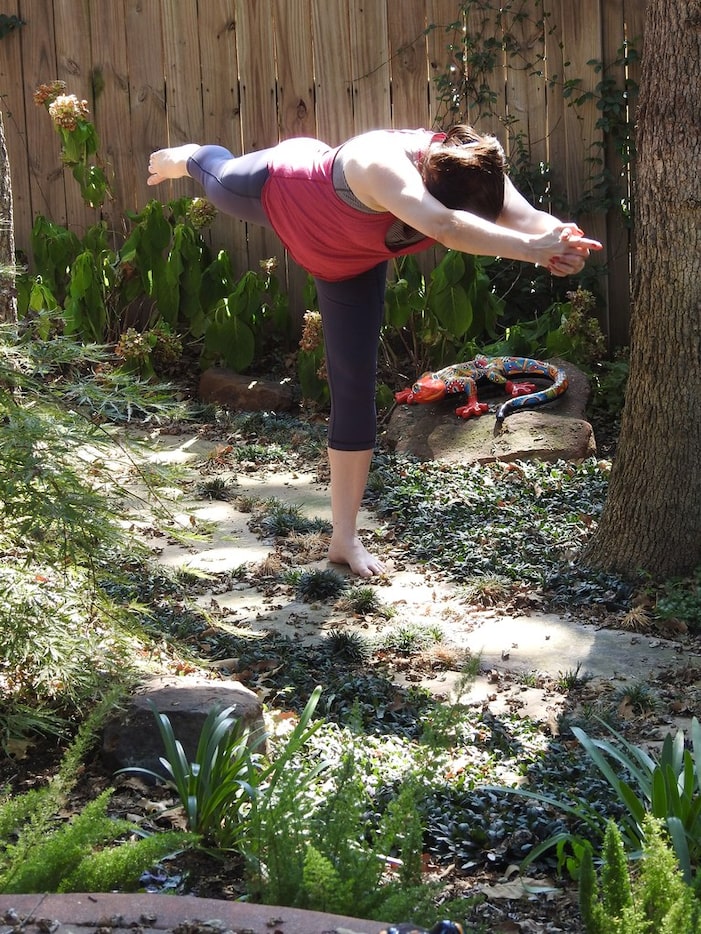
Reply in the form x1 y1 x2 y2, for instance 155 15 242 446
0 308 698 929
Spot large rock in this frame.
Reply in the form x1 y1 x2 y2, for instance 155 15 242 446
384 360 595 464
199 367 295 411
102 675 265 778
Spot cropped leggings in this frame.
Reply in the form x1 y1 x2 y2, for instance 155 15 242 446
188 145 385 452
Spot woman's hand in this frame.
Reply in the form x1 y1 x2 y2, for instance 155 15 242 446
531 224 603 276
147 144 201 186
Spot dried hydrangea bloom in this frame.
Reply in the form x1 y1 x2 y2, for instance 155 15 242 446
47 93 90 132
186 196 218 229
299 310 323 352
33 80 67 107
259 256 278 275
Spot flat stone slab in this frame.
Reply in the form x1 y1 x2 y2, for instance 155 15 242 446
102 675 265 778
0 893 387 934
385 361 596 464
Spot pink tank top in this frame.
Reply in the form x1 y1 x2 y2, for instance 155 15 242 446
261 132 438 281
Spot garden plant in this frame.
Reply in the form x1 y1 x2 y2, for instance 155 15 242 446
4 5 701 931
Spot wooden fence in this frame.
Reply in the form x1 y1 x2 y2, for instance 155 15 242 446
1 0 645 346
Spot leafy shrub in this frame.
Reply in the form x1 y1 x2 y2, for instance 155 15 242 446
0 692 193 894
244 745 430 922
27 84 291 369
0 564 125 713
383 249 504 378
572 718 701 882
590 349 630 418
579 818 701 933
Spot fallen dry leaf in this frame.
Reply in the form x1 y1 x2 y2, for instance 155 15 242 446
476 876 560 900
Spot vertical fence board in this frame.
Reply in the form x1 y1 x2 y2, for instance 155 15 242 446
124 0 167 213
1 20 31 256
427 0 464 125
465 1 503 139
19 0 67 230
312 0 353 144
273 0 316 139
52 0 95 238
198 3 240 148
235 0 280 270
161 0 203 211
506 2 548 169
387 0 429 130
89 0 136 227
600 0 628 344
542 1 566 202
196 2 246 271
349 0 391 132
623 0 645 338
560 1 608 336
272 0 316 322
2 0 642 345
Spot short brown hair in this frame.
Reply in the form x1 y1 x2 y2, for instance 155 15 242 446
421 125 506 221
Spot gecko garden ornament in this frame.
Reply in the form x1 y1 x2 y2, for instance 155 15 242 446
394 354 568 424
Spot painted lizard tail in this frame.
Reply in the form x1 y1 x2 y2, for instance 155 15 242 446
394 354 568 423
485 355 569 423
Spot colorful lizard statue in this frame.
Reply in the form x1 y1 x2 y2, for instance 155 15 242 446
394 354 568 424
379 922 463 934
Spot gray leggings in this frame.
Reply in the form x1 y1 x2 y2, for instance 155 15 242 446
187 145 386 451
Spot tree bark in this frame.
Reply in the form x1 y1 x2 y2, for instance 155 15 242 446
583 0 701 578
0 107 17 323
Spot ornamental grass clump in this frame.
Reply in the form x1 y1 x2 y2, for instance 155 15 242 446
296 567 348 602
122 687 324 850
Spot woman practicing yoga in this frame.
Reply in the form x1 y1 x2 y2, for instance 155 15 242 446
147 126 601 577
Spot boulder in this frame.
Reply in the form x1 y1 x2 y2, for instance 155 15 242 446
383 360 596 464
199 367 295 412
102 675 265 778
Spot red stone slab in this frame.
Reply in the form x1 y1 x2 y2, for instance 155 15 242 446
0 894 387 934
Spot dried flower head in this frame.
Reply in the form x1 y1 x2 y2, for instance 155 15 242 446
186 197 218 229
48 94 90 131
259 256 278 275
115 327 151 363
33 80 67 107
299 310 323 352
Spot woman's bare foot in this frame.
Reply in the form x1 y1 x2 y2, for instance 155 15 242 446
328 535 385 578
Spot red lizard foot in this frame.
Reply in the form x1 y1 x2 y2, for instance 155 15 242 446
505 380 536 397
455 401 489 419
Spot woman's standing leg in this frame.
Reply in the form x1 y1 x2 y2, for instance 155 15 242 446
315 264 387 577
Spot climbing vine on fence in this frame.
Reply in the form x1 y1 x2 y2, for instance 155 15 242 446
427 0 638 344
432 0 639 224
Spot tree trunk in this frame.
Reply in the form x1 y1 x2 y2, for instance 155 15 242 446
583 0 701 579
0 107 17 323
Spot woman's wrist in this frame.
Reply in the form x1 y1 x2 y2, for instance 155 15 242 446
175 143 201 176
